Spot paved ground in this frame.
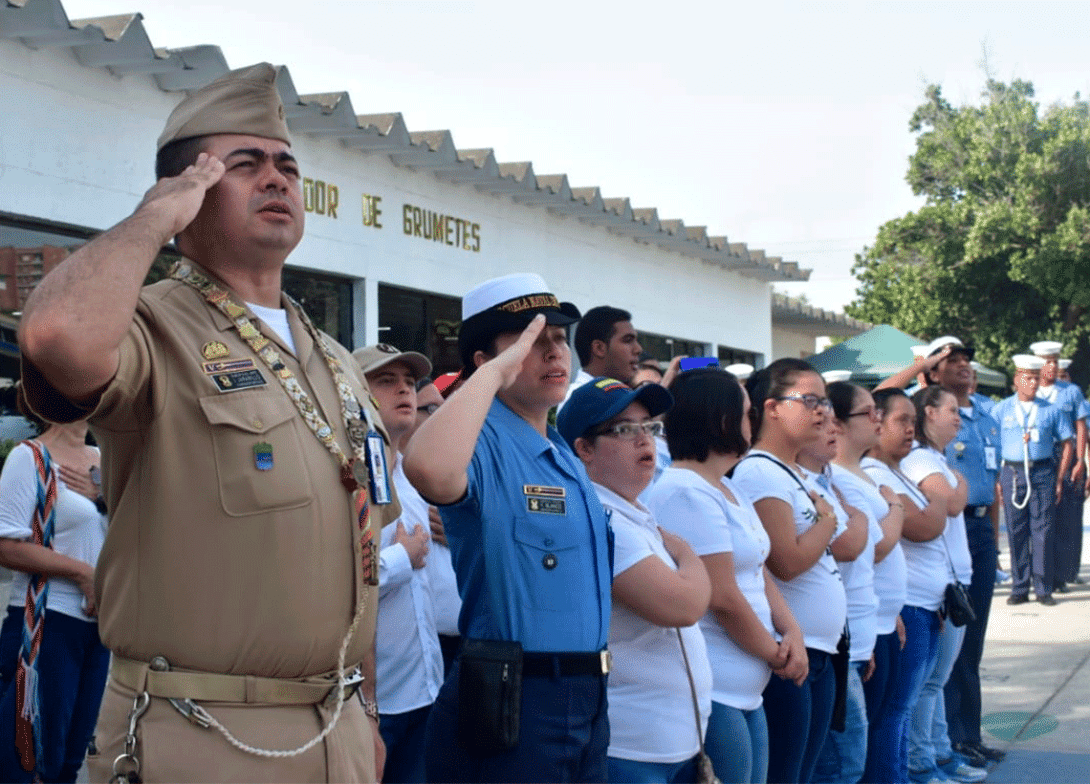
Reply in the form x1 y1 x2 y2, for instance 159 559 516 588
3 515 1088 783
976 516 1090 784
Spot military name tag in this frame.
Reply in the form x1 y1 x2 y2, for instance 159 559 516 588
527 496 566 515
203 358 258 374
212 369 268 392
523 485 565 498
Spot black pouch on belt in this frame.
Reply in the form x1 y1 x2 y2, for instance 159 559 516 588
458 638 523 754
943 581 977 627
830 626 851 732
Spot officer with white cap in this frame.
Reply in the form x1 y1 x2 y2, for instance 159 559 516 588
991 355 1074 606
1030 341 1088 592
404 273 612 783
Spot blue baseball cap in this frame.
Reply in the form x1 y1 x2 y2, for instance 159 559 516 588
557 376 673 449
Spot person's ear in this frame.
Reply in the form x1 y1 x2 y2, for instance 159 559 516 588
574 436 595 462
591 339 607 360
473 350 492 369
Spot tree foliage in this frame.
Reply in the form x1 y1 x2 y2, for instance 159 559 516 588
847 78 1090 388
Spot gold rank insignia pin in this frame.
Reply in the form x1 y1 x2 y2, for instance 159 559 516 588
202 341 230 360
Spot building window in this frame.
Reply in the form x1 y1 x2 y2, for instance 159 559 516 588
640 332 707 364
378 284 461 375
717 346 759 368
282 267 353 349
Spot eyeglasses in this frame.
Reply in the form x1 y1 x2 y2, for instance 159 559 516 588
848 407 882 422
416 403 440 416
594 421 665 440
774 394 832 411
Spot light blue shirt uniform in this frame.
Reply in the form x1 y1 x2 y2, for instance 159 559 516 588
992 396 1074 462
947 400 1001 507
440 399 611 652
970 392 996 415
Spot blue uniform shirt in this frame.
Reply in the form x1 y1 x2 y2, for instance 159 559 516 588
440 398 611 652
970 392 996 415
946 400 1000 506
992 395 1074 462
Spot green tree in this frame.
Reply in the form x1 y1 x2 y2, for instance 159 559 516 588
847 78 1090 389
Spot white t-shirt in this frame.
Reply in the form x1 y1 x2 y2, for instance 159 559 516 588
829 465 882 662
647 467 774 710
0 443 106 621
868 455 947 611
900 445 973 584
595 483 711 763
732 451 847 654
860 459 910 630
246 301 297 356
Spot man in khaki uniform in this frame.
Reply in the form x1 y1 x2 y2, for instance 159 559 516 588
18 63 396 782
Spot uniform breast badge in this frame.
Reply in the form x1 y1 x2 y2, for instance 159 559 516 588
202 341 229 360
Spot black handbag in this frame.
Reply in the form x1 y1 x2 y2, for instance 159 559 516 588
457 638 523 754
943 580 977 627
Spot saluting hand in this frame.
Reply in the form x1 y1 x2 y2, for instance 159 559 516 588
484 314 548 391
134 152 226 242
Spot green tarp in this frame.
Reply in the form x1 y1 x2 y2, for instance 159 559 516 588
804 324 1007 390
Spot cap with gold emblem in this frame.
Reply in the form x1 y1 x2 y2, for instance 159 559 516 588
352 343 432 379
157 62 291 151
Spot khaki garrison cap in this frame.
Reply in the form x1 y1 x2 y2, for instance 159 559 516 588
157 62 291 151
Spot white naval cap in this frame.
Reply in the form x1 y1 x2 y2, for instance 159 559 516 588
1012 354 1045 371
1059 358 1072 370
821 369 853 383
724 363 754 381
925 335 964 357
969 360 982 371
1029 340 1064 357
910 345 930 358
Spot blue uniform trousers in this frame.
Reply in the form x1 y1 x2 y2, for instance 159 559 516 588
424 655 609 783
1054 474 1084 584
0 606 110 783
944 516 998 747
379 703 431 784
1001 461 1057 598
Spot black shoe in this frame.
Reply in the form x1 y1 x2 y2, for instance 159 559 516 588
1038 594 1058 606
963 741 1006 763
1007 594 1029 605
1074 576 1087 585
1054 582 1070 593
953 742 987 768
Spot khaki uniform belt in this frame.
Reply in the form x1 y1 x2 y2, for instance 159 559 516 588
111 655 352 705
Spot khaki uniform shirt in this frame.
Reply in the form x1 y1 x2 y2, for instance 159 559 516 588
23 263 398 780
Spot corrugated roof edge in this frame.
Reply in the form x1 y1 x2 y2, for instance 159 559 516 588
772 293 871 337
0 0 810 282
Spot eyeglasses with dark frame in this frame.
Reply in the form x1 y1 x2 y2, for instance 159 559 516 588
848 407 882 422
774 393 832 411
593 421 665 440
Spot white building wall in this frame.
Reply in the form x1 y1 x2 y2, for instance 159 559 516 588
771 326 817 360
0 38 773 359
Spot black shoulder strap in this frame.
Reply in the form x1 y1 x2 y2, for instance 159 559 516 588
734 452 810 497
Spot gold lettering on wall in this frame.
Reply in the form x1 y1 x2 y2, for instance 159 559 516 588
401 203 481 252
362 194 383 228
303 178 339 218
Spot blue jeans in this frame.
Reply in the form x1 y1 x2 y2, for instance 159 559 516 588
379 703 431 783
910 620 965 771
607 754 699 783
0 606 110 783
425 656 609 783
945 518 997 747
814 661 867 783
864 608 940 784
763 648 836 784
705 700 769 783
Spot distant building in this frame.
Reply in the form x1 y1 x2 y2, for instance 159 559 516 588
0 245 71 312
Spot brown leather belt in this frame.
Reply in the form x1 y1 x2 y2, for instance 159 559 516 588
110 655 360 706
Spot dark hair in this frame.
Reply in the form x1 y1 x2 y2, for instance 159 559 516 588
871 387 908 415
911 385 953 451
461 334 504 379
155 136 208 180
744 357 818 439
664 369 748 461
827 381 863 423
14 383 48 433
574 306 632 367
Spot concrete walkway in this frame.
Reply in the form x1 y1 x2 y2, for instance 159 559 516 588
978 517 1090 783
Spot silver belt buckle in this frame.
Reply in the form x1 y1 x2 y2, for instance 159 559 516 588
599 650 612 674
324 667 365 708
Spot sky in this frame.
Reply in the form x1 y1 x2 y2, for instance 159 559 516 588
59 0 1090 313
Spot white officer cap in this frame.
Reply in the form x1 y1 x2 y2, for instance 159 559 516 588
724 363 754 381
1029 341 1063 357
910 345 929 358
925 335 963 357
1059 358 1072 370
1012 354 1045 371
821 370 853 383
